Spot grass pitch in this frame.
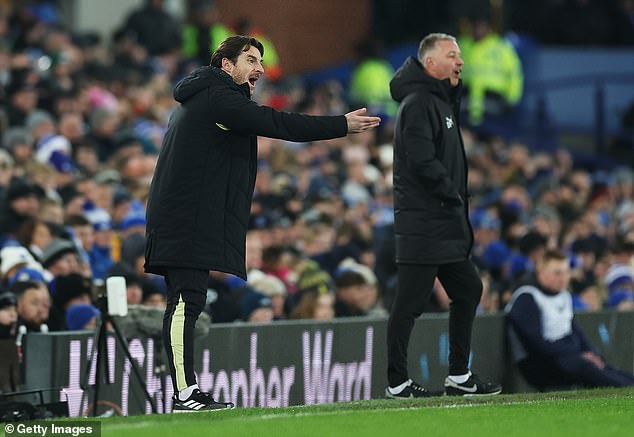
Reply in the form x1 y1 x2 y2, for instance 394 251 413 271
27 388 634 436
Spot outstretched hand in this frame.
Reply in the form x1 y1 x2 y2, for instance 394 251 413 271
345 108 381 134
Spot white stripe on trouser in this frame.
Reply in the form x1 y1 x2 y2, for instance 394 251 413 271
170 295 187 391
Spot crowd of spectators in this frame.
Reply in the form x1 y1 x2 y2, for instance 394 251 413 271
0 0 632 349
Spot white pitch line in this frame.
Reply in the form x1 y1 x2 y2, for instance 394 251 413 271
102 395 633 428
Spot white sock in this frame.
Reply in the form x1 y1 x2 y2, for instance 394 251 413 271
388 379 412 394
178 384 199 401
448 371 472 384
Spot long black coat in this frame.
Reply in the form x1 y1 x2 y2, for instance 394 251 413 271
145 67 347 278
390 57 473 264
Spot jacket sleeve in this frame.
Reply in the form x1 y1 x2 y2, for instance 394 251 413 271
210 88 348 141
571 320 594 353
502 40 524 105
400 99 460 202
507 293 582 358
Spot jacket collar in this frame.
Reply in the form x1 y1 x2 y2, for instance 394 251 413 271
217 68 251 99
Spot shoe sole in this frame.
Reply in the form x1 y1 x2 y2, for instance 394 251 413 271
172 405 235 413
385 389 445 399
445 388 502 397
385 390 413 399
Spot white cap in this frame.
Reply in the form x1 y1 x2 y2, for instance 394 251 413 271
248 272 287 297
0 246 36 276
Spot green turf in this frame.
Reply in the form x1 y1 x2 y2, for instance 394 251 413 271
23 388 634 436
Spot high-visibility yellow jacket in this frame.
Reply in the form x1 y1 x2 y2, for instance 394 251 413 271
182 23 234 60
183 25 282 81
459 33 524 125
350 58 398 116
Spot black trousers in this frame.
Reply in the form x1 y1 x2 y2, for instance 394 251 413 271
162 267 208 393
387 259 483 387
519 355 634 390
556 355 634 388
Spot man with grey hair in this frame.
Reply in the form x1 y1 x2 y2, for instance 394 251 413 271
386 33 501 398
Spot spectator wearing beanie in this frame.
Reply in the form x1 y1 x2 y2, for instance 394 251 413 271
141 280 166 309
41 238 80 276
2 127 33 167
7 267 47 287
240 290 274 323
291 266 335 320
26 109 56 144
603 238 634 310
48 273 93 331
119 208 146 239
65 303 100 330
604 265 634 310
0 245 39 284
336 258 387 317
205 271 248 324
52 273 93 310
247 271 287 320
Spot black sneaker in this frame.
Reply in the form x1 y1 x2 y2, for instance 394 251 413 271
385 380 444 399
444 374 502 396
172 389 235 413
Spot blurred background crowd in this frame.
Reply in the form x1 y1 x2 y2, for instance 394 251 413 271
0 0 633 342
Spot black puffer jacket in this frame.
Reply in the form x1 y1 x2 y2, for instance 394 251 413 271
390 57 473 264
145 66 347 278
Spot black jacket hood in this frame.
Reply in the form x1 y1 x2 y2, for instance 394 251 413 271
390 56 461 105
174 66 251 103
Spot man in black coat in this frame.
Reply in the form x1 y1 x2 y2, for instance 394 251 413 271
385 33 501 398
145 35 380 412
